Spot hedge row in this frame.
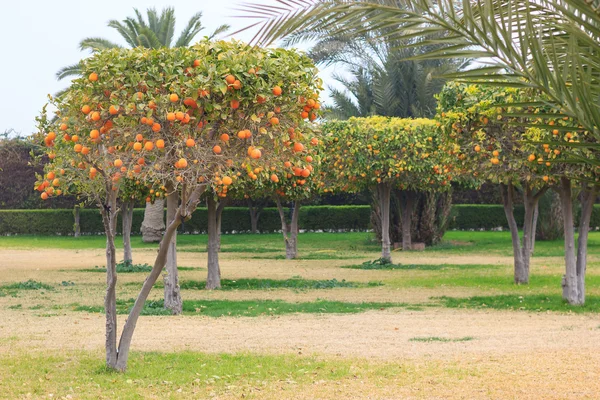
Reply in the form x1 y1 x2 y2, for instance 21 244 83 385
1 204 599 235
0 206 372 236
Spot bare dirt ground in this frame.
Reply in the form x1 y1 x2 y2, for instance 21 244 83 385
1 248 600 398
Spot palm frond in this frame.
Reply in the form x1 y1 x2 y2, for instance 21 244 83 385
79 37 122 52
158 7 176 47
56 62 83 80
175 12 204 47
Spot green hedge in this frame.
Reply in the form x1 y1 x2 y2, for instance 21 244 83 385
2 204 599 235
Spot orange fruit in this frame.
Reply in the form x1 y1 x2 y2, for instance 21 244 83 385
474 145 481 152
41 192 49 200
167 112 176 121
74 144 83 153
237 130 246 139
169 93 179 103
250 148 262 159
88 72 98 82
135 134 143 142
220 133 230 142
140 117 148 125
175 111 184 121
186 138 195 147
232 80 242 90
222 176 233 185
60 123 68 131
310 138 318 146
293 142 304 153
152 123 161 132
52 178 60 186
225 74 236 85
176 158 188 169
306 156 313 163
193 59 201 67
133 142 143 151
144 141 154 151
81 147 90 155
270 117 280 125
307 99 316 108
284 161 292 168
148 101 157 110
81 105 91 114
109 105 119 115
91 111 101 121
47 171 56 180
272 86 282 96
256 95 266 104
156 139 165 149
90 130 100 139
301 111 309 119
271 174 279 183
114 159 123 167
231 99 240 109
528 154 536 162
137 158 145 165
213 145 222 154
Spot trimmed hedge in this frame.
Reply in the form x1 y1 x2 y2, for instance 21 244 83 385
1 204 599 235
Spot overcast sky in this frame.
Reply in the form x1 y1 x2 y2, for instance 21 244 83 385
0 1 335 135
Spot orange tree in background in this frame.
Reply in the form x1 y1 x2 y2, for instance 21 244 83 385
321 117 451 261
437 82 599 303
35 39 321 371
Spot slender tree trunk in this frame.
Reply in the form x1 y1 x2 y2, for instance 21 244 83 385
399 190 415 251
205 197 221 290
248 198 262 233
141 199 165 243
73 205 81 237
575 185 597 305
530 203 539 255
100 191 118 370
163 188 182 314
114 185 205 371
560 179 597 305
559 177 579 304
378 183 392 262
122 200 134 265
275 197 300 259
501 184 527 284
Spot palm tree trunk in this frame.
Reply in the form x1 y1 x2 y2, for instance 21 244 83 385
163 188 182 314
141 199 164 243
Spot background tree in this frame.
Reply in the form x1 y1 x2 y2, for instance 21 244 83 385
57 7 229 80
321 116 451 259
36 40 322 370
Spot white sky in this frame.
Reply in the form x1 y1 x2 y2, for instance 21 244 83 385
0 0 336 135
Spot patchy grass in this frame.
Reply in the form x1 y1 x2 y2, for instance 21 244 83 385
73 299 409 317
0 351 358 399
0 280 53 296
343 259 499 271
435 294 600 313
255 252 366 260
409 336 475 343
178 278 382 291
76 265 200 273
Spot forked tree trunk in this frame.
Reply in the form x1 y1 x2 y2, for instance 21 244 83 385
398 190 415 251
163 188 182 314
275 197 300 259
73 205 81 237
500 183 547 284
377 183 392 262
248 198 263 233
559 178 597 305
141 199 165 243
100 190 119 370
122 199 134 264
205 197 221 290
114 185 205 371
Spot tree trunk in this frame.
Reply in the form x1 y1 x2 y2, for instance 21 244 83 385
141 199 164 243
100 191 118 370
560 178 597 306
248 198 263 233
559 177 578 304
122 200 134 265
73 205 81 237
114 185 205 371
500 183 547 285
575 185 597 305
399 190 415 251
163 188 182 315
205 197 221 290
530 202 539 255
275 197 300 259
377 183 392 262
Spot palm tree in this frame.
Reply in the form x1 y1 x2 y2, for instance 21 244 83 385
299 24 461 247
57 7 229 80
238 0 600 305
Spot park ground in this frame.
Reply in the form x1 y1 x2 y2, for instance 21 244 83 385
0 231 599 399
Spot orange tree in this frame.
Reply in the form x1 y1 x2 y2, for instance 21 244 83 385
437 82 599 301
321 116 451 261
35 39 321 371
